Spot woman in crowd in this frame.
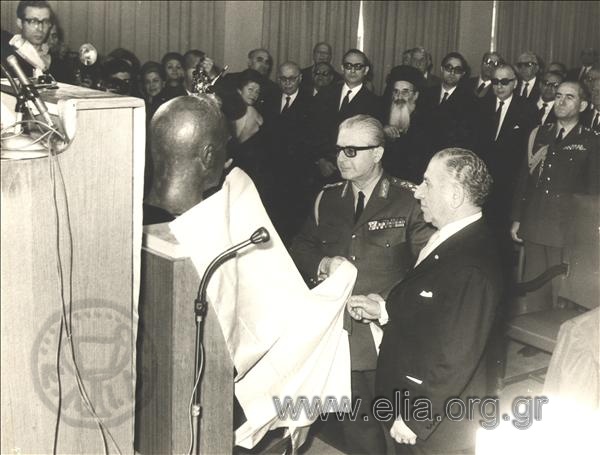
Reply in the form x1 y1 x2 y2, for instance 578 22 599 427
139 61 166 120
161 51 186 100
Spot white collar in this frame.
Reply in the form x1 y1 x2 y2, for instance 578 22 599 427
441 85 458 98
496 94 512 109
281 90 299 110
537 98 554 109
351 171 382 207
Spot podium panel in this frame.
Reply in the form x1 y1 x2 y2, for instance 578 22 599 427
1 84 144 454
136 225 234 454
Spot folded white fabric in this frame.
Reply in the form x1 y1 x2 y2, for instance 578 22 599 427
170 167 354 450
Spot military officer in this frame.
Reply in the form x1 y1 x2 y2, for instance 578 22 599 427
511 81 600 312
290 114 434 454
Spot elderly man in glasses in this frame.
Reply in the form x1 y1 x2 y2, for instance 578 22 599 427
310 49 382 184
291 114 433 455
515 51 543 103
466 51 504 99
535 71 564 126
475 63 537 271
1 0 54 78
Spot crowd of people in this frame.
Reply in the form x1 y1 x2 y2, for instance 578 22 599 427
2 2 599 454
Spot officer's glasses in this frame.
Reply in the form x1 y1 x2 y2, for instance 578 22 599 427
23 17 52 28
491 78 515 86
342 62 367 71
278 75 299 83
335 144 380 158
442 64 465 75
483 58 500 67
541 81 560 89
516 61 538 68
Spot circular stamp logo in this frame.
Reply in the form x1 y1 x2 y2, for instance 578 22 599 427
31 299 156 428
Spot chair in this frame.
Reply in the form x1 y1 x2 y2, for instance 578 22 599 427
500 194 600 388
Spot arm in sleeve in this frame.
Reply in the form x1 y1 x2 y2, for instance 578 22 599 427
406 198 435 262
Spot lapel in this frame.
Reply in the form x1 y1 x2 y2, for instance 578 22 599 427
498 96 519 138
340 85 364 116
403 219 484 283
353 175 392 229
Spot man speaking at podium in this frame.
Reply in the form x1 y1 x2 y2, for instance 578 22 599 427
291 114 433 453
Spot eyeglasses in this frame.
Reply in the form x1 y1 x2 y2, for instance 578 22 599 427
278 75 299 83
314 70 332 77
491 78 515 86
541 81 560 89
516 61 538 68
335 144 380 158
442 64 465 75
392 88 414 97
23 17 52 28
342 62 367 71
483 59 501 67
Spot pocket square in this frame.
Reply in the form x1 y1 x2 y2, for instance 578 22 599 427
513 125 520 129
406 375 423 385
419 290 433 298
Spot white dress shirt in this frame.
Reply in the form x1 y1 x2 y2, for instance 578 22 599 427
280 90 299 112
495 95 513 140
521 76 536 97
339 83 362 109
440 85 457 103
536 98 555 125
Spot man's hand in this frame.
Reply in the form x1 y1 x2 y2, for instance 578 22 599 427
390 418 417 445
510 221 523 243
347 294 383 322
383 125 402 139
317 158 337 177
318 256 346 281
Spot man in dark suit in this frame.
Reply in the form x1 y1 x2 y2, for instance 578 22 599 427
420 52 477 151
475 64 537 236
291 115 433 455
349 148 502 454
407 47 441 89
262 61 313 244
465 51 504 100
566 47 598 82
511 81 599 312
300 42 341 94
515 51 542 104
535 71 563 126
310 48 382 184
581 77 600 132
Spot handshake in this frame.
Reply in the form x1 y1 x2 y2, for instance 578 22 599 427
318 256 386 324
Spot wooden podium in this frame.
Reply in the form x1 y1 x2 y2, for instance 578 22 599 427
1 84 144 453
136 223 234 454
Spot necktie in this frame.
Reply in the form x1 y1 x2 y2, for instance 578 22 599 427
555 127 565 143
592 112 599 130
440 91 449 105
538 103 548 124
340 89 352 111
493 100 504 140
477 82 486 94
521 81 529 97
281 95 291 113
354 191 364 224
415 230 440 267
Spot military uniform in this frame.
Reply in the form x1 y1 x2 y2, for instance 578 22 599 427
290 173 433 454
512 122 600 310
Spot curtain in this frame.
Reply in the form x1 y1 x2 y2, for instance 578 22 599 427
1 1 225 66
496 1 600 69
363 1 460 94
261 1 360 77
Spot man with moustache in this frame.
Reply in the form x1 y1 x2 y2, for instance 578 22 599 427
291 115 433 454
300 42 341 93
310 62 336 96
511 81 599 312
381 65 435 183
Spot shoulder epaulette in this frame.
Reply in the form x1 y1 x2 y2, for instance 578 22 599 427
322 181 344 190
389 177 418 192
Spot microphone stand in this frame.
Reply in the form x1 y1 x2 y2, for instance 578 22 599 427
190 227 270 454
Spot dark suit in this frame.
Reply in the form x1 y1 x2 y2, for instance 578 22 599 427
376 218 503 454
515 78 540 104
420 83 478 151
291 175 433 454
581 108 600 133
310 82 382 166
218 70 280 117
465 77 494 101
566 66 590 81
262 90 314 244
300 64 341 94
475 95 538 232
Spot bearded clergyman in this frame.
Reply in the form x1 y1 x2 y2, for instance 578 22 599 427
381 65 435 183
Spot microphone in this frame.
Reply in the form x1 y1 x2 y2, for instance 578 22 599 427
195 227 270 316
6 55 55 127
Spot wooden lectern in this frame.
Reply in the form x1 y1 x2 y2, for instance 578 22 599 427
1 84 144 453
136 223 234 454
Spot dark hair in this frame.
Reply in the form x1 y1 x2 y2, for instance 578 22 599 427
313 62 334 75
542 70 564 83
548 61 567 78
16 1 52 20
342 48 369 67
108 48 140 74
236 69 263 91
183 49 205 70
441 52 470 78
161 52 184 68
103 58 133 79
140 61 165 81
435 148 493 207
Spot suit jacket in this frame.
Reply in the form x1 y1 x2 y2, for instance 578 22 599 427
566 66 589 81
376 219 503 452
581 108 600 133
299 64 342 94
512 122 600 247
420 83 478 151
465 76 495 101
310 81 383 162
515 78 540 104
290 175 434 371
